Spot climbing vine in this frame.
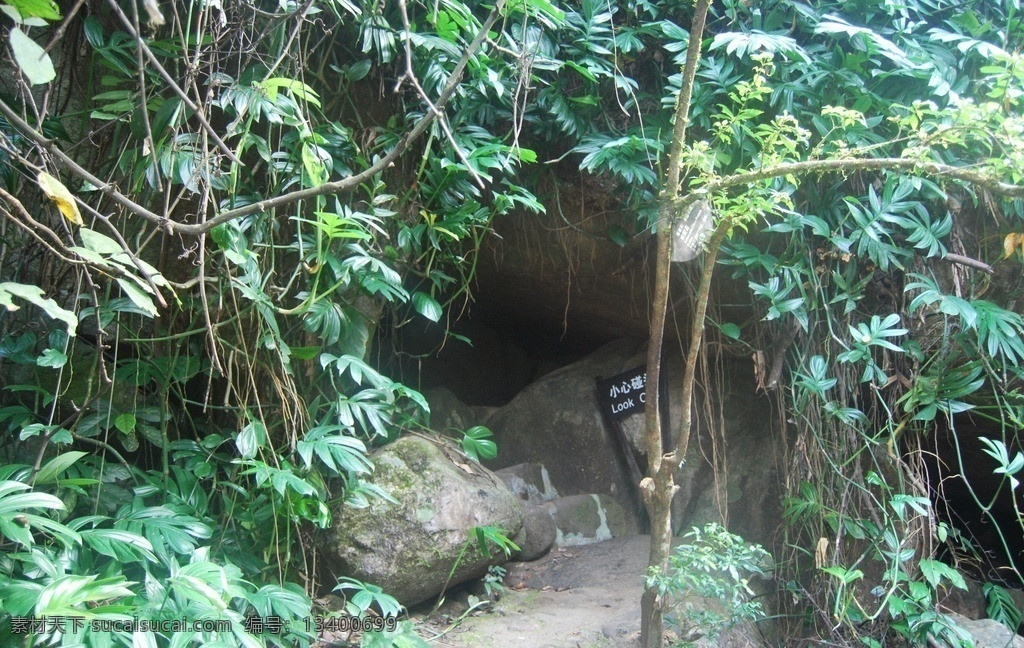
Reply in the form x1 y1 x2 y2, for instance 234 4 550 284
0 0 1021 646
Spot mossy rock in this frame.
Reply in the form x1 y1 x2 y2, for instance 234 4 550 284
322 435 523 607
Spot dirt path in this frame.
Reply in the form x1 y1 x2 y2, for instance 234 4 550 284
419 536 650 647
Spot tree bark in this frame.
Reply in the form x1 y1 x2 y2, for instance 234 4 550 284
639 2 711 646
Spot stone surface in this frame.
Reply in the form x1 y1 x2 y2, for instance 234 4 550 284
938 577 988 620
484 338 784 545
321 435 523 607
543 493 629 547
422 386 497 434
947 612 1024 648
484 338 650 528
495 462 560 504
514 505 557 561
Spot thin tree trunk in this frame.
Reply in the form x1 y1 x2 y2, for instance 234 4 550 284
639 2 711 646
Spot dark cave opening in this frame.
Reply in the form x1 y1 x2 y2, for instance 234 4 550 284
925 414 1024 590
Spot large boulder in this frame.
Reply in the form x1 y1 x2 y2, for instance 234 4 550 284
495 463 559 560
947 613 1024 648
485 338 649 527
485 338 784 545
321 435 523 607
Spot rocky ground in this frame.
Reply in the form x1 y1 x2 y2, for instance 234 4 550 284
318 535 1024 648
418 536 648 647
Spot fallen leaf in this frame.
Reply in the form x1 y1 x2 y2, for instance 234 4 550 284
1003 232 1024 259
815 537 829 569
37 171 82 225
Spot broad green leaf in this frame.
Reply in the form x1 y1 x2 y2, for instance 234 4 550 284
260 77 322 108
5 0 60 20
461 425 497 462
719 322 742 339
235 419 267 460
411 291 442 322
36 348 67 368
114 413 136 435
0 282 78 336
34 451 87 485
116 278 158 318
919 559 967 591
9 27 55 85
78 227 124 255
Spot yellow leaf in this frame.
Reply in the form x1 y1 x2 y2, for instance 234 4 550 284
37 171 82 226
1004 232 1024 259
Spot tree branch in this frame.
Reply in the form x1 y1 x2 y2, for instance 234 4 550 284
0 0 506 237
698 156 1024 199
104 0 243 167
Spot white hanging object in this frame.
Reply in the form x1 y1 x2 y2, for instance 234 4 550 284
671 200 714 263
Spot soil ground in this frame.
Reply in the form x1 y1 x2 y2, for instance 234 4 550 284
419 536 649 648
317 535 769 647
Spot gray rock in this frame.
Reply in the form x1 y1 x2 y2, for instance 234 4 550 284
486 339 649 529
495 462 559 504
321 435 523 607
485 338 783 547
423 386 496 434
543 494 629 546
514 505 557 561
947 612 1024 648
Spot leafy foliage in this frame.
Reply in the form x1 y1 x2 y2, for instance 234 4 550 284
0 0 1022 646
647 523 770 645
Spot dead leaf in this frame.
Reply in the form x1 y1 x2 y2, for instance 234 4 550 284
815 537 829 569
454 461 477 475
753 350 767 392
37 171 82 225
1003 232 1024 259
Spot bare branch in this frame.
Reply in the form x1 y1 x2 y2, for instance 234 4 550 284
944 253 994 274
104 0 244 167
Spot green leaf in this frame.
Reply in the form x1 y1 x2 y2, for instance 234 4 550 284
461 425 497 462
0 282 78 336
301 141 329 187
821 566 864 584
34 451 87 485
113 413 136 435
36 574 136 616
36 348 67 368
79 527 158 563
984 582 1023 631
919 559 966 591
116 278 158 318
5 0 60 20
260 77 322 108
296 425 371 474
9 27 55 85
290 346 321 360
78 229 126 256
411 291 443 322
236 419 267 460
719 322 742 340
